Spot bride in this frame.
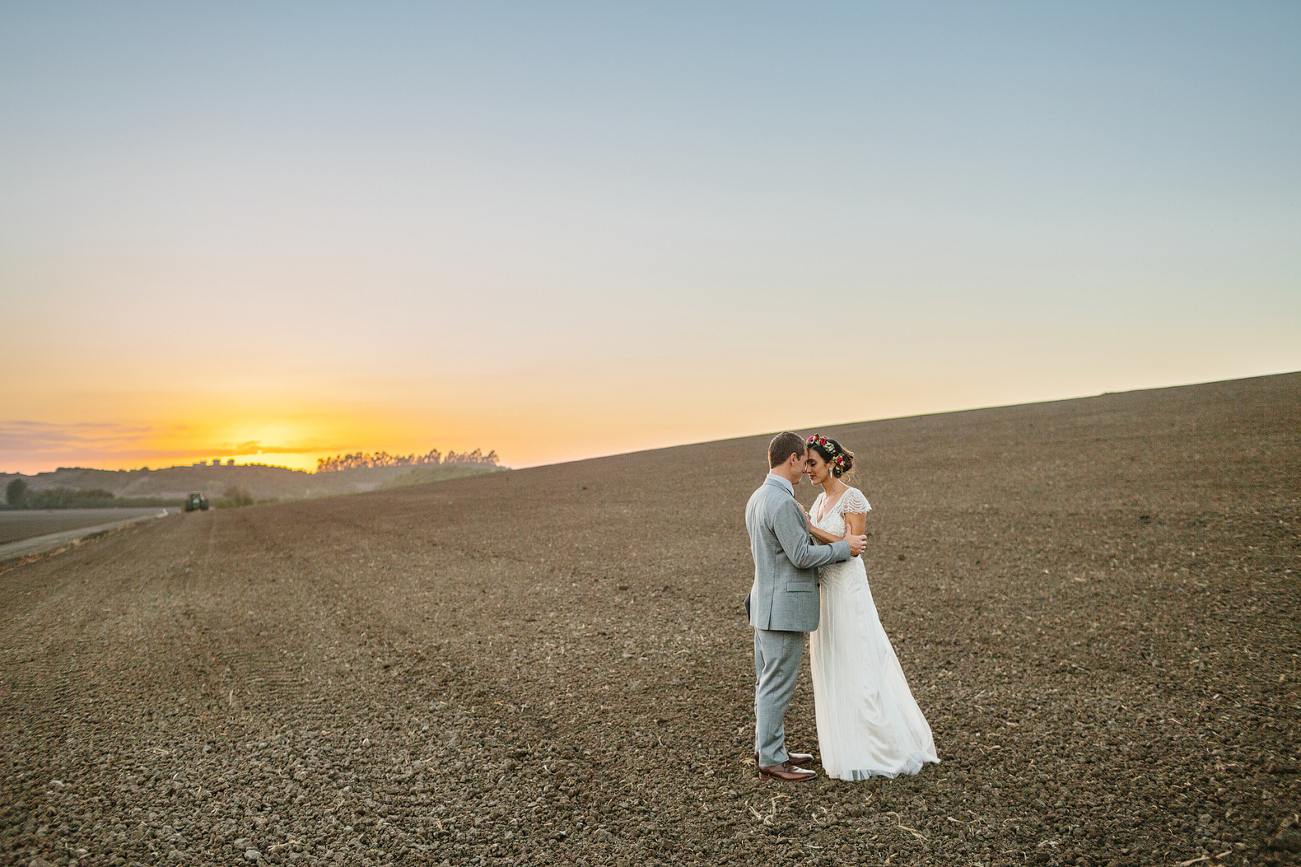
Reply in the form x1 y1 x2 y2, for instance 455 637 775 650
802 434 938 781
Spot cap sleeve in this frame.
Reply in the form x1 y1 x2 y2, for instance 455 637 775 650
841 487 871 514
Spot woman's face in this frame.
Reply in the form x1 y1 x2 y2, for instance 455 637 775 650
805 449 831 485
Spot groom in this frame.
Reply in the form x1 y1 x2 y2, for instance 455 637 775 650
745 431 866 781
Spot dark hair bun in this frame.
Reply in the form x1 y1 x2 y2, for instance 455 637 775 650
834 448 854 477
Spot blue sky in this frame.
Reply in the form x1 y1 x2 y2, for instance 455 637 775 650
1 2 1298 471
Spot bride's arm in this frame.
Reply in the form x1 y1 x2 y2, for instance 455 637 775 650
842 511 867 553
808 523 842 544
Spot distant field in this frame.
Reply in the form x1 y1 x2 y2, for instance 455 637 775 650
380 462 503 488
0 508 167 545
0 460 505 502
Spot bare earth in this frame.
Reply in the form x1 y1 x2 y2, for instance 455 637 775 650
1 374 1298 867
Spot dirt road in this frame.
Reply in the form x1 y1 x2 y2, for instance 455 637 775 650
1 374 1298 867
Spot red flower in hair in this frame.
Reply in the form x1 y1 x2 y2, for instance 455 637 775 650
808 435 837 456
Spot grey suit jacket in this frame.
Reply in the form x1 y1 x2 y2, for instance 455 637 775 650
745 474 851 633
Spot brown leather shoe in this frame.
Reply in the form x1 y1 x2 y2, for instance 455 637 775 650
758 761 817 782
756 750 815 768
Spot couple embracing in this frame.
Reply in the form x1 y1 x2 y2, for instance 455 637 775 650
745 431 938 782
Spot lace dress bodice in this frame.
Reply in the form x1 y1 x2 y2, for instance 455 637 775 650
810 486 871 537
809 486 871 586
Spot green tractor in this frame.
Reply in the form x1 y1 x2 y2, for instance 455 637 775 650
184 492 209 512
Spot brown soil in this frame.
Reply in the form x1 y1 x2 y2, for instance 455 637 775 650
1 374 1298 867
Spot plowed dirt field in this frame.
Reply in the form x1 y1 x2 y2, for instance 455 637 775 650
2 374 1298 867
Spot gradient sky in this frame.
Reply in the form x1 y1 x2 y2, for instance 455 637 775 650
2 2 1298 474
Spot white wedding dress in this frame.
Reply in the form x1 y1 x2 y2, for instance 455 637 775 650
808 486 939 781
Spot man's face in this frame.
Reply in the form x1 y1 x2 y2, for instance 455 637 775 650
789 447 807 484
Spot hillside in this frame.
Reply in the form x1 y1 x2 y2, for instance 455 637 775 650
380 463 504 488
0 372 1297 867
0 461 503 502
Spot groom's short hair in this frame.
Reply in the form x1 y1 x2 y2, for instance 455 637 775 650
768 431 806 468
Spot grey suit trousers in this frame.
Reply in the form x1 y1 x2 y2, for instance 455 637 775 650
754 627 804 767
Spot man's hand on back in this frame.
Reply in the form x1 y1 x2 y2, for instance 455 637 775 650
845 532 867 557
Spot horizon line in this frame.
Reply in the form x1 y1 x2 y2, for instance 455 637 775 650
4 368 1297 478
478 368 1301 472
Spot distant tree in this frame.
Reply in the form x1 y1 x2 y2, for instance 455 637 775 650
216 486 255 509
6 478 28 507
315 447 455 473
444 449 499 466
23 487 115 509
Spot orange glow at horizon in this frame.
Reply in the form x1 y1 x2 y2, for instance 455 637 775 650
0 362 884 474
8 365 1291 477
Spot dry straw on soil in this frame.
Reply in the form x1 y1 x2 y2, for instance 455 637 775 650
1 373 1298 867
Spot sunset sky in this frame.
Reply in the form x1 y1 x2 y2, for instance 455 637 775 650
2 3 1298 474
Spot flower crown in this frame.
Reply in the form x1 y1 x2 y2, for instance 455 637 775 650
807 435 847 472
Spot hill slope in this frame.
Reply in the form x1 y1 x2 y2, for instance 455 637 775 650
0 373 1297 867
0 461 502 501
